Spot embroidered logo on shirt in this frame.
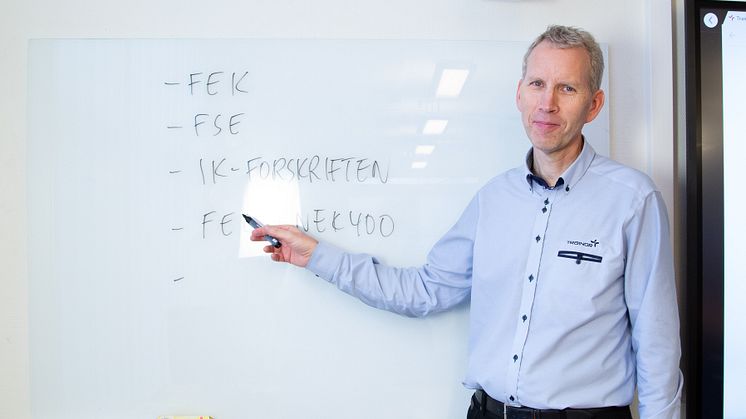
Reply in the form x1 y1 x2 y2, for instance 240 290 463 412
557 250 603 265
566 239 599 248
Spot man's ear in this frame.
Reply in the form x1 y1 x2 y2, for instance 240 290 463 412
515 79 523 110
585 89 605 123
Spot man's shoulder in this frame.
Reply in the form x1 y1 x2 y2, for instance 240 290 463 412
479 166 526 193
588 154 659 197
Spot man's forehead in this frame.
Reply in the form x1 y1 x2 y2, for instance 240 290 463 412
527 41 589 62
524 42 592 80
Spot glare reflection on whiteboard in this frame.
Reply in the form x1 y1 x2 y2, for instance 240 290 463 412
423 119 448 135
239 178 302 258
415 145 435 155
436 69 470 98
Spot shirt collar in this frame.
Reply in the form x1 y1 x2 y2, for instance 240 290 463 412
523 138 597 193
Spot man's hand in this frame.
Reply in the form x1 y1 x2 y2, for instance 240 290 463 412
250 225 318 267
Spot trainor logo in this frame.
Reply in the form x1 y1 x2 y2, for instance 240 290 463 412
567 239 599 248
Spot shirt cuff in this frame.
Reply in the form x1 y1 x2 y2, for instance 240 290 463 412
306 241 346 281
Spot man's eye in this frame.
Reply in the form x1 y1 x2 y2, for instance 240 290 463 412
562 85 576 93
529 80 543 87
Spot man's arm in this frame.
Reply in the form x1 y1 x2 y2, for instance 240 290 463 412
623 191 683 419
250 197 479 317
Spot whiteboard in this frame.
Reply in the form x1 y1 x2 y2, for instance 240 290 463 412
27 39 609 419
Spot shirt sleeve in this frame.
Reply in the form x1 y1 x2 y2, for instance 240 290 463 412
305 195 479 317
623 191 683 419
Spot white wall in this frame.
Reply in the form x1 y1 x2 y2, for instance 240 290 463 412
673 0 688 413
0 1 676 418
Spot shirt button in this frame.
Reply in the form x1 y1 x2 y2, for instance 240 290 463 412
509 396 515 402
542 207 547 213
535 235 541 242
513 354 518 362
522 314 528 322
544 198 549 205
528 274 534 282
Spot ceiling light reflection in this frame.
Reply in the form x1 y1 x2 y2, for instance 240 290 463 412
436 69 470 97
423 119 448 135
239 178 302 258
415 145 435 155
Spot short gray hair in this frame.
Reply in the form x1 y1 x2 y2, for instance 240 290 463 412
522 25 604 92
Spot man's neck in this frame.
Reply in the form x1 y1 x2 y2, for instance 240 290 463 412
531 139 583 187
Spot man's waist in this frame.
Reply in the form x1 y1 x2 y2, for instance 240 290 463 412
472 390 631 419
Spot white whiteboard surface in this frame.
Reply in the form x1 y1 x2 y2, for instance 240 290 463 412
27 39 609 419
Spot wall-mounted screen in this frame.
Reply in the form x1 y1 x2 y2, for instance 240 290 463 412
688 2 746 418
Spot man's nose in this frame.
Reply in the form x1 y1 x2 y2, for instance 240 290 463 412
538 89 558 113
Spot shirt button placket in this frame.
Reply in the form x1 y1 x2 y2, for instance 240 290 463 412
504 194 552 406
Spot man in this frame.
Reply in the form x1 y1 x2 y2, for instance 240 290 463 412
251 25 682 419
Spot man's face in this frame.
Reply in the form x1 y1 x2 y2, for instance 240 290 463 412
516 41 604 158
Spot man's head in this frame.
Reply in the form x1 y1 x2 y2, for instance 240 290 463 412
516 25 605 162
522 25 604 93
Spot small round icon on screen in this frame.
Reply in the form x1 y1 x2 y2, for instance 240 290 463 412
704 12 719 28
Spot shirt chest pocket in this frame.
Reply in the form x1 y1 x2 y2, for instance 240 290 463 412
557 249 603 265
550 237 625 283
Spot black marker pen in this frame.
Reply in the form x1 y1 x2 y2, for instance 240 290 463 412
242 214 282 248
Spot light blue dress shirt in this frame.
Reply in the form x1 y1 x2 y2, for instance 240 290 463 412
306 141 683 418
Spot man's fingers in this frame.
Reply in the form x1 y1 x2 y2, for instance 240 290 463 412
250 224 298 243
259 225 297 242
249 228 264 241
247 223 315 267
250 226 275 241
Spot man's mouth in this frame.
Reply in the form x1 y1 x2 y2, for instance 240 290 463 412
531 119 560 133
